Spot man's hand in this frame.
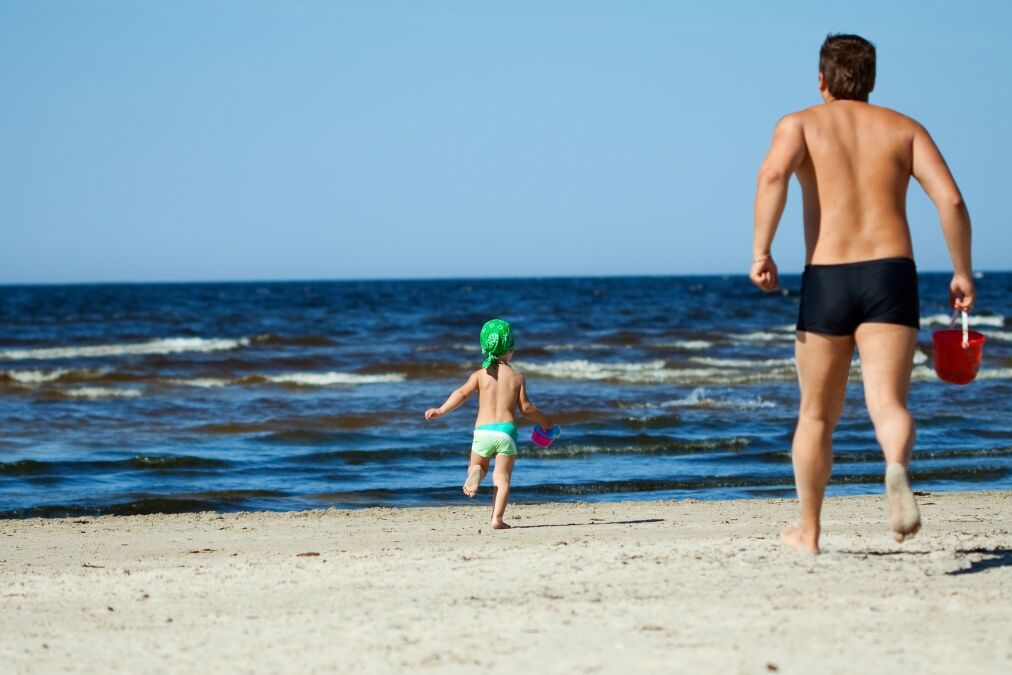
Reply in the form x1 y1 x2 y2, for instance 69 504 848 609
750 256 780 292
424 408 443 420
950 274 976 313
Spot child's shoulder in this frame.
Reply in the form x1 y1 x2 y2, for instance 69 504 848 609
501 363 525 380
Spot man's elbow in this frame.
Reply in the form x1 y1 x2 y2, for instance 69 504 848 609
758 166 788 187
938 191 966 213
519 402 535 415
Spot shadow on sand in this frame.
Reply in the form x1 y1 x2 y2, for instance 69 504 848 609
835 549 932 557
833 547 1012 575
947 547 1012 576
510 518 664 530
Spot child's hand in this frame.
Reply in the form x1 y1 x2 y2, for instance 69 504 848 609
424 408 443 420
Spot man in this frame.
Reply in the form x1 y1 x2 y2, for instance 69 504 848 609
750 34 975 554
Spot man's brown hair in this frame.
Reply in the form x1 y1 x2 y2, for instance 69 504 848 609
819 34 876 102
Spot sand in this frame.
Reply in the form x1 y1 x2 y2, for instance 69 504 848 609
1 491 1010 674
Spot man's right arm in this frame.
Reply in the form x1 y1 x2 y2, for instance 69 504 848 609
911 124 975 311
751 114 807 292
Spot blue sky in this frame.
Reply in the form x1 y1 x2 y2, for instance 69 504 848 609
2 1 1009 283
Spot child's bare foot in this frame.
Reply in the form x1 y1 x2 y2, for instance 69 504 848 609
491 518 511 530
462 466 482 498
885 462 921 542
780 523 819 554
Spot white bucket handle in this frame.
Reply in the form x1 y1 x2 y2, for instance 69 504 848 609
950 309 970 348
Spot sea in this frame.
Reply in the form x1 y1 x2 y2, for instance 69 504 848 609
1 273 1010 518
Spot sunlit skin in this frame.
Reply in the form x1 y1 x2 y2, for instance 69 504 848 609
752 71 974 554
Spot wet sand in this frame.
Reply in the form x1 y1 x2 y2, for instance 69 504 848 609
2 491 1010 673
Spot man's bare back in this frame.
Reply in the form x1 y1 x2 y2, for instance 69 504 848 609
792 101 918 264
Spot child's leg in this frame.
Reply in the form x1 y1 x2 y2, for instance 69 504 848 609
463 452 490 498
490 454 516 529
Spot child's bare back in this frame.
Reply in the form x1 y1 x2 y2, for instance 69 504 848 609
474 362 523 426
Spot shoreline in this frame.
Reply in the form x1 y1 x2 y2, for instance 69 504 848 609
2 491 1010 673
3 480 1009 520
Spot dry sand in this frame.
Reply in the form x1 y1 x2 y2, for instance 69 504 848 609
1 491 1010 674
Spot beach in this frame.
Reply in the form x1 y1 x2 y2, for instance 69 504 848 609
2 491 1009 674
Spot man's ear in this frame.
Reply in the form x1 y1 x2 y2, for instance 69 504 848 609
818 71 827 92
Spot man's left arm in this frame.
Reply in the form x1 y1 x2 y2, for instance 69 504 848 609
751 114 807 292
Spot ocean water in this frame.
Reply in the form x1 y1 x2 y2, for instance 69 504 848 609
1 274 1010 518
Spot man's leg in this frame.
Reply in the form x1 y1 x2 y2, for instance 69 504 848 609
854 322 920 541
783 331 854 553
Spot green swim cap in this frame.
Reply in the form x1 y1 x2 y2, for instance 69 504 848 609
479 318 514 369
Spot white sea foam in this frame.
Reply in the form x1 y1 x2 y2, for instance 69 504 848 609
732 331 795 343
265 372 405 386
982 330 1012 343
911 365 1012 382
650 340 714 350
65 387 142 399
660 388 776 410
516 359 795 384
920 313 1004 328
913 349 928 365
0 337 250 361
518 359 667 382
167 378 233 388
689 356 796 368
6 369 69 383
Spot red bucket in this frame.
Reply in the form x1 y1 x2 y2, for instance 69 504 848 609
932 329 985 385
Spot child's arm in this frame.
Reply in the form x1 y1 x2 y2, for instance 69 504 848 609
517 374 553 429
425 372 480 420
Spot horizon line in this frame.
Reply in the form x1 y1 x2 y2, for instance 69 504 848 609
0 267 999 288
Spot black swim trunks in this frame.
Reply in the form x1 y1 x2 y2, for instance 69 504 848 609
796 257 920 336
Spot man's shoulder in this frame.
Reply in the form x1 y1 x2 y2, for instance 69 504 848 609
774 109 808 128
784 103 927 142
781 104 825 121
867 103 923 127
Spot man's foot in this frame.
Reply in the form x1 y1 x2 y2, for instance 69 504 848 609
779 523 819 554
462 466 482 498
491 518 511 530
885 462 921 542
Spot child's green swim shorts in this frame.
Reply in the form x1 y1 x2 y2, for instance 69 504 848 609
471 422 518 458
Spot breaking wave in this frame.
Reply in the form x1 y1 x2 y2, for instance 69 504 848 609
262 372 405 386
920 313 1005 328
4 369 70 383
0 337 250 361
660 387 777 410
516 359 796 384
64 387 143 399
